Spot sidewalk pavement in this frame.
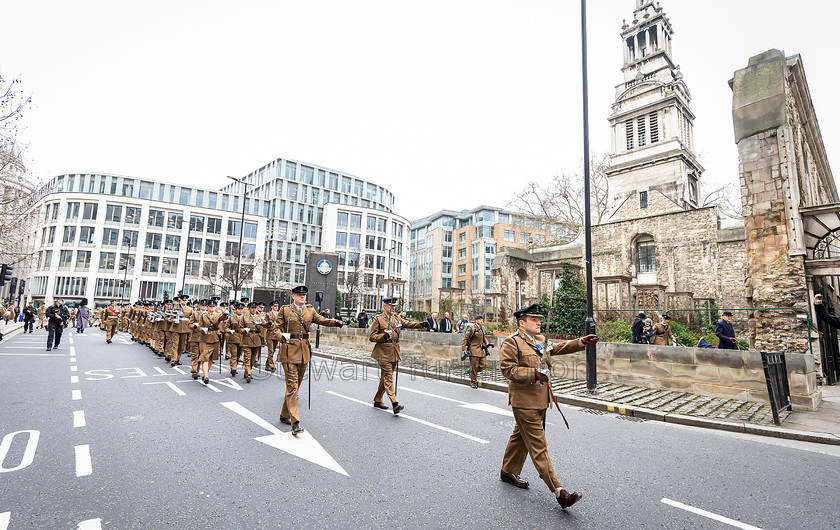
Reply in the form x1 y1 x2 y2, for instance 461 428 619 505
0 319 26 339
314 344 840 446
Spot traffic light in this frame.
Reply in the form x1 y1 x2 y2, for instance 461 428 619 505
18 280 26 295
0 264 13 287
163 290 169 301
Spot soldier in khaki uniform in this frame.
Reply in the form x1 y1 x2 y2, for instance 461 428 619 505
462 315 489 388
196 299 223 384
276 285 344 435
369 296 428 414
499 303 598 509
652 314 676 346
240 303 267 383
264 300 281 372
188 300 206 379
37 303 47 329
104 300 120 343
222 302 245 376
168 296 193 366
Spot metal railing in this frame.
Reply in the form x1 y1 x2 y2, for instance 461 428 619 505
761 350 792 426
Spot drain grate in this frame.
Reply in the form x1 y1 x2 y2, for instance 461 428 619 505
615 415 647 422
579 409 609 415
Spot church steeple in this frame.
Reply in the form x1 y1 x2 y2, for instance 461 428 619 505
605 0 704 222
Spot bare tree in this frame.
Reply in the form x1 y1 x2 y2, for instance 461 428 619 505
702 181 743 218
260 249 291 301
201 254 256 301
509 153 610 244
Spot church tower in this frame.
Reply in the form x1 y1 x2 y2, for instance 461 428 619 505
605 0 704 221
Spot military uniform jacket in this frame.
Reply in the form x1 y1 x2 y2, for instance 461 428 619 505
171 306 193 333
265 310 282 340
369 312 426 363
240 312 265 348
499 332 583 410
188 310 203 342
106 306 120 322
461 324 488 357
276 304 340 364
652 323 673 346
223 313 246 344
195 311 223 343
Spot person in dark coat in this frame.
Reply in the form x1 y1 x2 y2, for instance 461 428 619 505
631 312 646 343
427 312 438 332
356 310 368 329
814 294 840 327
76 298 91 333
715 311 737 349
439 312 453 333
22 302 36 333
45 298 70 351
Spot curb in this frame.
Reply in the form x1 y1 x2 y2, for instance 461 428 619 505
0 322 26 342
313 350 840 446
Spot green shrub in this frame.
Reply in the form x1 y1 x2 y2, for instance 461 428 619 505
405 310 428 321
598 320 632 343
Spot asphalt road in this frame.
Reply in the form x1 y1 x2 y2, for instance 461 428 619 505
1 327 838 529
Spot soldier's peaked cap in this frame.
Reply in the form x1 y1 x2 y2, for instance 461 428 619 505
207 299 217 307
513 303 543 320
474 314 484 320
240 297 249 303
382 296 398 305
248 302 258 309
234 302 244 309
291 285 309 295
270 300 280 306
180 295 190 301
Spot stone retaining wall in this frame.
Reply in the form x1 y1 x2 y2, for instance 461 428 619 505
317 327 820 410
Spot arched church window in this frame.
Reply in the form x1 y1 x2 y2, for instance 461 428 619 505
814 231 840 259
636 239 656 272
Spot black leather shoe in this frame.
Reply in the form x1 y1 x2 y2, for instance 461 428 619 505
292 422 304 436
279 417 291 425
500 470 530 488
373 401 389 410
470 383 478 388
106 340 111 344
556 488 582 509
203 377 209 385
245 375 252 383
230 371 237 377
165 356 171 362
170 361 176 367
393 403 404 415
191 373 199 380
175 361 182 366
46 347 51 351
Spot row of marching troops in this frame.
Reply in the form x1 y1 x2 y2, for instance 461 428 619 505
99 288 600 510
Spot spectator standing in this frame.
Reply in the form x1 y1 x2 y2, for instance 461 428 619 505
45 298 70 351
641 318 653 344
356 310 368 329
76 298 91 333
714 311 738 349
631 312 646 344
439 312 453 333
652 315 676 346
22 302 36 333
456 315 469 334
427 312 438 332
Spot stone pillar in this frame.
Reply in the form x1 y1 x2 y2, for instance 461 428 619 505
732 50 809 354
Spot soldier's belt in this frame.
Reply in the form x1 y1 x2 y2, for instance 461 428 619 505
289 333 309 340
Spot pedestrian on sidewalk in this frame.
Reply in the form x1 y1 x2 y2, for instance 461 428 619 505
631 312 646 343
23 302 36 333
498 303 599 509
715 311 738 349
45 298 70 351
439 312 453 333
75 298 91 333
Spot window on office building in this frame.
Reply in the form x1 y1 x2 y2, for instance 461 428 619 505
520 232 531 244
105 204 122 223
161 257 178 275
185 259 200 276
167 212 183 230
190 215 205 232
187 237 202 254
62 226 76 245
335 232 347 247
122 230 138 249
75 251 91 270
145 233 162 250
66 202 80 221
119 253 135 272
81 203 97 220
504 230 515 242
99 252 116 271
142 256 159 273
79 226 95 245
148 209 164 227
125 207 141 225
207 217 222 234
164 235 180 252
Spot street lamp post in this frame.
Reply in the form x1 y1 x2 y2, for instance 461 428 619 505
121 236 133 306
227 176 252 302
386 243 396 298
581 0 597 393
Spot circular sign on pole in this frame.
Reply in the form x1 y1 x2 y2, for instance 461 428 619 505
316 259 332 275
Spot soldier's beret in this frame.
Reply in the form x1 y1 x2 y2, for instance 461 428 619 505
474 315 484 320
381 296 398 305
291 285 309 295
513 304 543 320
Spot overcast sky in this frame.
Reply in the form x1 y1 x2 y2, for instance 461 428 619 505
3 1 838 221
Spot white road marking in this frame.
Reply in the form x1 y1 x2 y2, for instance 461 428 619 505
401 386 514 417
70 357 76 362
152 366 174 376
75 444 92 477
221 401 349 477
70 346 76 356
0 430 40 473
143 381 187 396
0 511 9 530
77 518 102 530
661 498 762 529
326 391 489 444
71 376 79 383
0 353 64 357
177 379 222 392
69 338 74 344
0 346 50 349
73 410 86 428
72 389 82 400
71 365 78 372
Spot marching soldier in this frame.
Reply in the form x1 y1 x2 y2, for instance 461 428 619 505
498 303 598 510
168 296 193 366
240 303 266 383
264 300 281 372
37 302 47 329
462 314 489 388
163 299 179 363
369 296 427 414
223 302 245 377
104 300 120 344
196 299 223 384
188 300 206 379
275 285 344 435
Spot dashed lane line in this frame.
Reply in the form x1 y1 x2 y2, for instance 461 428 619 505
326 390 489 444
661 498 762 529
77 518 102 529
72 390 82 400
0 511 9 530
74 445 92 477
71 376 79 384
73 411 86 428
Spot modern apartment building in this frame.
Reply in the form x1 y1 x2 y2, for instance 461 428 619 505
408 206 548 316
321 202 410 312
23 157 406 307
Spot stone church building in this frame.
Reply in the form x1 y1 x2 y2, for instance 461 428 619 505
492 0 839 380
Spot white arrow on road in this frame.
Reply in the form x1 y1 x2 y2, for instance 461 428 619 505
221 401 348 477
401 387 514 417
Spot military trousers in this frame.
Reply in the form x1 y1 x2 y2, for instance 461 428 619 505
174 333 189 362
227 342 242 374
469 355 487 385
265 339 278 371
374 359 399 404
189 341 200 373
105 322 118 341
164 331 180 360
502 407 563 492
281 362 307 424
